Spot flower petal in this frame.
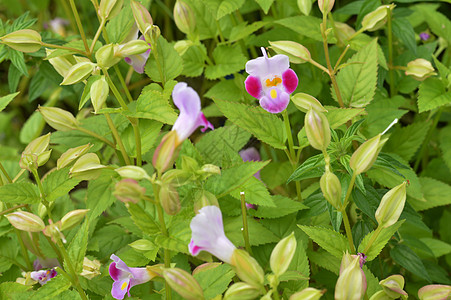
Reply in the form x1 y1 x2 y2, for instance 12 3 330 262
112 279 130 300
282 69 298 94
259 88 290 114
129 267 152 286
196 112 214 133
110 254 132 281
245 76 263 98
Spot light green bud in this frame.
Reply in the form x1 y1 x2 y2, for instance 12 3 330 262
61 61 95 85
130 0 153 37
69 153 105 180
19 133 52 171
115 165 151 180
318 0 335 14
269 41 311 64
57 143 93 170
129 239 155 252
152 130 180 173
162 268 205 300
90 76 109 113
230 249 265 288
349 134 387 175
224 282 262 300
379 274 408 298
98 0 124 20
361 4 395 32
418 284 451 300
375 182 407 228
116 39 150 57
6 211 45 232
174 0 196 35
114 179 146 204
46 49 74 77
335 254 365 300
174 40 193 55
305 109 331 150
38 106 79 131
270 232 297 277
159 182 180 215
297 0 312 16
320 170 342 209
369 290 392 300
405 58 436 81
334 22 356 46
1 29 42 53
290 287 324 300
80 257 101 279
95 44 121 69
60 209 89 231
291 93 327 113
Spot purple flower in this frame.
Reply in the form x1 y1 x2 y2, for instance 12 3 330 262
30 269 57 285
245 47 298 114
189 206 236 264
239 147 262 181
419 32 430 41
123 35 151 74
44 18 70 36
109 254 154 299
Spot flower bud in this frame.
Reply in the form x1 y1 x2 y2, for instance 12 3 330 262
318 0 334 14
115 165 151 180
90 76 109 113
174 40 193 55
335 254 366 300
61 62 95 85
43 220 66 243
350 134 387 175
116 39 150 57
230 249 265 288
224 282 262 300
131 0 153 37
174 0 196 35
6 211 45 232
291 93 327 113
379 275 407 298
305 109 331 150
369 290 390 300
270 232 297 277
19 133 52 171
361 4 395 32
57 143 93 169
38 106 79 131
297 0 312 16
200 164 221 175
60 209 89 231
334 22 355 46
114 179 146 204
193 190 219 213
69 153 105 180
269 41 311 64
153 131 180 173
418 284 451 300
159 182 180 215
147 25 161 45
320 170 342 209
46 49 74 77
375 182 407 228
290 287 324 300
405 58 436 81
1 29 42 53
98 0 124 20
80 257 101 279
162 268 204 300
95 44 121 69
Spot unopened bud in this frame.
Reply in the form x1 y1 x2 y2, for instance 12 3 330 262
297 0 312 16
224 282 262 300
375 182 407 228
116 39 150 57
6 211 45 232
269 41 311 64
46 49 74 77
174 40 193 55
115 165 151 180
193 190 219 213
38 106 79 131
350 134 387 175
98 0 124 20
318 0 334 14
114 179 146 204
95 44 121 69
129 239 155 252
230 249 264 288
60 209 89 231
90 76 109 113
270 232 297 276
334 22 355 46
162 268 204 300
369 290 389 300
320 170 342 209
61 61 95 85
418 284 451 300
147 25 161 45
335 254 366 300
405 58 436 81
69 153 105 180
379 275 407 298
57 143 93 169
43 220 66 243
1 29 42 53
290 287 324 300
291 93 327 113
19 133 52 171
305 109 331 150
361 4 395 32
80 257 101 279
181 155 199 172
199 164 221 175
174 0 196 35
131 0 153 37
153 131 180 173
159 182 180 215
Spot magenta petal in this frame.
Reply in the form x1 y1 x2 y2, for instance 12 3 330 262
109 262 121 281
124 52 149 74
112 279 130 300
189 240 202 256
259 89 290 114
282 69 298 94
245 76 263 98
197 112 214 133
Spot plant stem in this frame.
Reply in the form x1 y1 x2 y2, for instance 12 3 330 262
90 18 106 54
104 70 129 110
240 192 252 255
129 117 142 166
76 126 116 148
0 204 28 216
68 0 90 54
31 169 52 220
0 162 12 183
333 44 351 73
362 226 383 254
342 172 357 209
103 114 131 165
308 59 330 74
386 6 395 97
341 209 356 253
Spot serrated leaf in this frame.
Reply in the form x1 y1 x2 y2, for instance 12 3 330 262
419 238 451 258
0 182 40 204
217 0 245 19
287 154 324 183
128 89 178 125
181 44 207 77
411 177 451 211
260 161 292 189
298 225 350 258
214 99 287 149
204 77 250 103
43 168 81 202
390 244 431 282
67 220 89 273
254 0 274 14
30 275 71 300
250 195 308 219
324 107 365 128
384 121 430 161
193 264 235 299
145 36 182 83
0 92 19 112
205 45 247 80
121 119 162 157
188 0 218 40
8 48 28 77
230 177 275 207
392 18 416 55
86 176 115 224
307 249 340 274
105 4 134 43
128 203 160 235
333 39 378 107
275 16 334 43
418 77 451 113
225 216 279 246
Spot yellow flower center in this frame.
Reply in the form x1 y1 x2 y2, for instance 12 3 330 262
270 89 278 99
121 281 128 290
265 76 282 87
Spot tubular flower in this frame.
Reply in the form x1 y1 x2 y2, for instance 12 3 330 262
123 35 151 74
245 47 298 113
30 269 57 285
109 254 157 299
189 206 237 264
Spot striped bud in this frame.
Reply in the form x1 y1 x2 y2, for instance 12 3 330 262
320 170 342 209
115 165 151 180
405 58 436 81
159 182 180 215
98 0 124 20
131 0 153 37
46 49 74 77
116 39 150 57
305 109 331 150
350 134 387 175
292 93 327 113
270 232 297 276
418 284 451 300
57 144 92 170
174 0 196 35
290 287 324 300
224 282 262 300
38 106 79 131
361 4 395 32
60 209 89 231
95 44 121 69
153 131 180 173
19 133 51 171
335 254 365 300
318 0 335 14
90 76 109 113
231 249 265 288
162 268 204 300
379 275 407 298
61 61 95 85
69 153 105 180
1 29 42 53
334 22 356 46
375 182 407 228
6 211 45 232
269 41 311 64
114 179 145 204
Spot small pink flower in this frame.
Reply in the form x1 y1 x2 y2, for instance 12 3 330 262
245 47 298 114
189 206 236 264
30 269 57 285
123 35 151 74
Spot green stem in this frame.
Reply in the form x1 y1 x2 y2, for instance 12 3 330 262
341 209 356 253
68 0 90 54
90 18 106 54
240 192 252 255
31 169 52 220
129 117 142 166
414 109 442 172
0 204 28 216
333 44 351 73
40 43 87 55
76 126 116 148
104 114 131 165
362 226 383 254
104 70 129 110
342 172 357 209
44 235 64 270
386 7 395 97
0 162 12 183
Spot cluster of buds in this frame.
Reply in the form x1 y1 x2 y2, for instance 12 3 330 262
19 134 52 172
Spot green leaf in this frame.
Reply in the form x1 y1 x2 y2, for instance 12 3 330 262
0 92 19 112
324 107 365 128
128 89 178 125
419 238 451 258
45 39 102 59
0 182 40 204
333 39 378 107
230 177 275 207
0 282 30 299
250 195 308 219
181 44 207 77
261 161 292 189
86 176 115 224
204 45 247 80
8 48 27 76
392 18 416 55
0 237 19 272
128 202 160 235
307 249 340 274
187 0 218 40
287 154 324 183
422 8 451 42
105 4 134 43
193 264 235 299
205 75 250 103
217 0 245 19
225 216 279 246
121 119 162 157
418 77 451 113
298 225 350 258
439 126 451 173
229 21 267 42
67 220 89 273
254 0 274 14
28 65 51 102
145 36 182 83
390 244 431 282
30 275 71 300
8 63 22 92
280 236 309 291
43 168 81 202
214 99 287 149
358 220 405 261
363 266 383 297
79 75 101 110
275 16 334 43
411 177 451 211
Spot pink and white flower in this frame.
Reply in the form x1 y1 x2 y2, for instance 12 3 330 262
189 206 236 264
30 269 57 285
245 47 298 114
123 35 151 74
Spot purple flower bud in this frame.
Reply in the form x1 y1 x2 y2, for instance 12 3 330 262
419 32 430 41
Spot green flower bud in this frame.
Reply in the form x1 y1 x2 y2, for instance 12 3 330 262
231 249 265 288
320 169 342 209
270 232 297 277
199 164 221 176
80 257 101 279
116 39 150 57
297 0 312 16
349 134 387 175
43 220 66 243
162 268 205 300
369 290 392 300
129 239 155 252
193 190 219 213
61 61 95 85
174 40 193 55
224 282 262 300
69 153 105 180
269 41 311 64
90 76 109 113
115 165 151 180
98 0 124 20
46 49 75 77
153 131 180 173
318 0 335 14
291 93 327 113
60 209 89 231
334 22 356 46
57 143 93 170
95 44 121 69
375 182 407 228
131 0 153 38
305 109 331 151
159 182 180 215
6 211 45 232
114 179 146 204
290 287 324 300
361 4 395 32
174 0 196 35
38 106 79 131
405 58 436 81
379 274 408 298
1 29 42 53
19 133 52 171
335 254 365 300
418 284 451 300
